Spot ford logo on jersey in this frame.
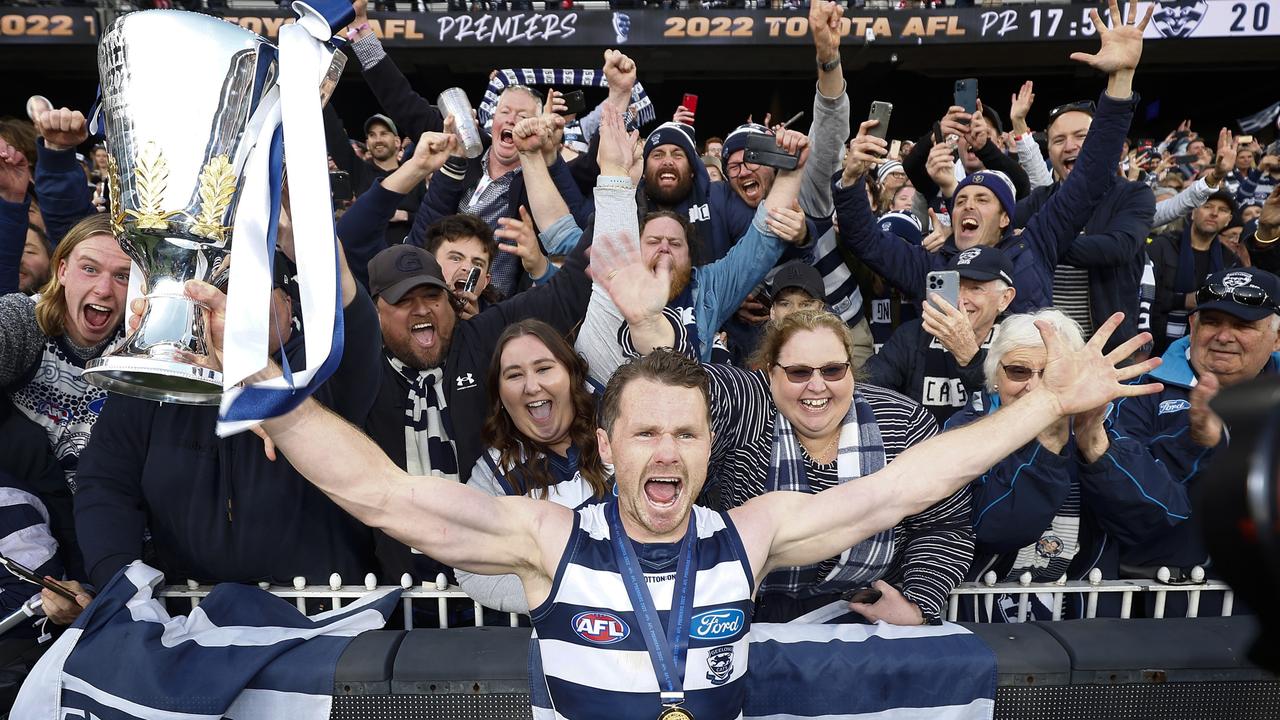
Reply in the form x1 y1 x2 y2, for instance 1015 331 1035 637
690 608 745 641
1159 399 1191 415
572 611 630 644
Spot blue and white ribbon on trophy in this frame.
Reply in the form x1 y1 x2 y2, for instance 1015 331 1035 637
216 0 354 437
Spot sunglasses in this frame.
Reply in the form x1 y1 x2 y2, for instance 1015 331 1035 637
773 362 851 384
1196 282 1276 310
1048 100 1096 124
1001 364 1045 382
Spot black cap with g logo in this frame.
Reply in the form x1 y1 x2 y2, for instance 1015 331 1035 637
367 245 450 304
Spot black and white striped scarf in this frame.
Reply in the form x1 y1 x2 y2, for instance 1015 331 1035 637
477 68 656 131
760 391 895 597
389 355 459 482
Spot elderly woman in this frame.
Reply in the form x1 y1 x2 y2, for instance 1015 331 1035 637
944 309 1189 621
456 319 612 613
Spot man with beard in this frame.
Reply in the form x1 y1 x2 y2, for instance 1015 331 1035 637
1146 191 1243 353
573 109 810 384
362 130 594 486
834 1 1151 345
324 111 424 247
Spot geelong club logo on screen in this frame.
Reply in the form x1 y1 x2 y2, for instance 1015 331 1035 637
1151 1 1207 39
572 611 631 644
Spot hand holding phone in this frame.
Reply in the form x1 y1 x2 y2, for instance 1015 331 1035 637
681 93 699 115
462 266 482 294
744 133 799 171
867 101 893 141
926 270 961 312
0 554 79 602
954 78 979 116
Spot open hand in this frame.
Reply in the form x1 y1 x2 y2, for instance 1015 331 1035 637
1009 80 1034 136
598 104 640 178
588 230 670 326
1069 0 1153 75
1039 312 1163 417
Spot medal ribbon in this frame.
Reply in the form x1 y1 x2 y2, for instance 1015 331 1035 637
605 499 698 709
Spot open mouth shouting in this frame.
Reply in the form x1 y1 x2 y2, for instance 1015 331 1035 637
83 302 116 334
643 475 683 508
527 398 553 423
410 321 437 349
737 177 762 204
1061 155 1078 175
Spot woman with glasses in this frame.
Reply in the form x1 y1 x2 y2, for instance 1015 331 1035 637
943 309 1183 621
699 309 972 625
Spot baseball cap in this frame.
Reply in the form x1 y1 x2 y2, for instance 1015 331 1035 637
947 245 1014 286
769 260 825 304
364 113 399 137
1203 189 1238 215
368 245 450 304
1192 268 1280 322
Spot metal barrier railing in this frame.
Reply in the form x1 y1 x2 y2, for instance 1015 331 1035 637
155 565 1235 629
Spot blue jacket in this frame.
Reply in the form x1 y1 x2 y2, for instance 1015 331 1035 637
1109 336 1280 569
73 287 384 589
0 196 27 295
34 140 95 247
833 92 1136 331
948 395 1187 581
1014 173 1154 352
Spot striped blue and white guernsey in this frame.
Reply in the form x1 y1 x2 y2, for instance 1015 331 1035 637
531 503 755 720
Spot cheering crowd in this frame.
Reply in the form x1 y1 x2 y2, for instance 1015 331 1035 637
1 0 1279 702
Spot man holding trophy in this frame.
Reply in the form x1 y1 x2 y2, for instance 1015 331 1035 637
68 4 386 621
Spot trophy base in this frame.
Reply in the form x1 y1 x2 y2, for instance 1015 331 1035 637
84 355 223 405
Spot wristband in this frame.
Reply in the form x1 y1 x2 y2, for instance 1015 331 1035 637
817 55 841 73
1256 229 1279 246
346 22 370 41
596 175 634 191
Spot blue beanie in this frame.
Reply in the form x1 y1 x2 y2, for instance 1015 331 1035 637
878 211 923 245
644 122 698 163
721 123 772 161
952 170 1016 219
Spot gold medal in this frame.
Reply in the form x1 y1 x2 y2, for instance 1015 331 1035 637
658 706 694 720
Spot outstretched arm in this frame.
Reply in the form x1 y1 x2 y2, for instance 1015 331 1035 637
731 313 1163 579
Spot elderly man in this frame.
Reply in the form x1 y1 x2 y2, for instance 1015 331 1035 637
864 246 1017 423
1111 267 1280 580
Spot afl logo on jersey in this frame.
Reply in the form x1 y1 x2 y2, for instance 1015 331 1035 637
572 611 630 644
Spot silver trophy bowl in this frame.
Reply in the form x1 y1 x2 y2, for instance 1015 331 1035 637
84 9 342 404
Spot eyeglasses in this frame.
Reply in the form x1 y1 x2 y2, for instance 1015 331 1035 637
1048 100 1096 124
726 159 760 178
773 362 851 384
1196 282 1276 310
1000 364 1045 382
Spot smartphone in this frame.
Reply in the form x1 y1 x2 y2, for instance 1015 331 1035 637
462 266 482 294
954 78 979 115
867 101 893 141
681 93 699 114
744 133 799 171
329 170 353 203
842 587 883 604
926 270 961 311
559 89 587 117
1173 153 1198 164
0 554 79 602
1238 135 1254 146
889 139 902 159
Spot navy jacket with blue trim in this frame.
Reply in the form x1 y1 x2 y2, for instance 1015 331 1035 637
1109 336 1280 569
947 394 1187 587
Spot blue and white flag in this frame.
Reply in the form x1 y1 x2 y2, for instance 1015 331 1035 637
746 606 996 719
12 562 400 720
1237 101 1280 134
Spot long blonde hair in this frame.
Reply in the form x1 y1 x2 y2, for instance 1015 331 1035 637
34 214 117 338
